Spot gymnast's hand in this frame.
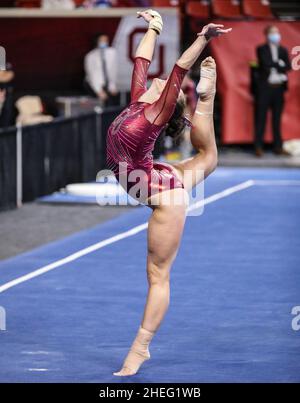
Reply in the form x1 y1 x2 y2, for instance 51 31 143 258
137 9 163 35
198 23 232 40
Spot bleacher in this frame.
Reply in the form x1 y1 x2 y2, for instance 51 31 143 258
0 1 299 21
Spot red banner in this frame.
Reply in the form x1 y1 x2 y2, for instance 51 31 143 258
210 21 300 144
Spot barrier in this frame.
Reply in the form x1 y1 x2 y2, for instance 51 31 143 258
0 107 122 212
0 126 17 211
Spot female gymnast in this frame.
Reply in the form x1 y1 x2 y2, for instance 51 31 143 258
106 10 231 376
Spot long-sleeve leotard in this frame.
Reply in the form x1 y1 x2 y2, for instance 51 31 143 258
131 57 187 125
131 56 151 103
107 57 188 201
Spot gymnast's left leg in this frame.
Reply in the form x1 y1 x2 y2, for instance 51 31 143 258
173 56 218 191
113 189 188 376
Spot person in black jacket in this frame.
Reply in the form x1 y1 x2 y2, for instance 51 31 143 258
0 63 15 129
254 25 291 157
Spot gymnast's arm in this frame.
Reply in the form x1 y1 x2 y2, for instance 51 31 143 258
130 10 163 102
135 29 157 62
135 10 161 62
176 23 232 70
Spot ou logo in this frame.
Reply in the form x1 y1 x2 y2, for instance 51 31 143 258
128 28 165 79
291 46 300 71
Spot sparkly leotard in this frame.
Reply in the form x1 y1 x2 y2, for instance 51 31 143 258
106 57 188 201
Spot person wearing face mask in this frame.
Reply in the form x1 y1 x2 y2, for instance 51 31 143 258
254 25 291 157
84 33 118 106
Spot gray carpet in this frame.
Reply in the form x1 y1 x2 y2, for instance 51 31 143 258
0 203 131 261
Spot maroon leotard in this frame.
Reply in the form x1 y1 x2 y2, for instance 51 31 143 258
106 57 188 201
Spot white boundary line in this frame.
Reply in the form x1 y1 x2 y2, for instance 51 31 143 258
188 179 254 213
253 180 300 186
0 222 147 294
0 179 268 294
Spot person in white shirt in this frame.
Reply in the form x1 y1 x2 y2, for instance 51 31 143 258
84 33 118 106
254 25 291 157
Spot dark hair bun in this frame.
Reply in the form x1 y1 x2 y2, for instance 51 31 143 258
165 98 186 140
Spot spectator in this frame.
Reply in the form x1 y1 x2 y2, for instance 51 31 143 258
0 63 15 128
254 25 291 157
84 33 118 106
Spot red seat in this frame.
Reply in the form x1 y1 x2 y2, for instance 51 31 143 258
186 1 210 19
242 0 274 19
73 0 85 7
115 1 135 6
15 0 41 7
212 0 243 19
186 1 210 34
152 0 179 7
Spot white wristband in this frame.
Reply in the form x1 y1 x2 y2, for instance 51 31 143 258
147 9 163 35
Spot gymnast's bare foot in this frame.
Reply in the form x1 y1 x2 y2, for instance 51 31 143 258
196 56 216 102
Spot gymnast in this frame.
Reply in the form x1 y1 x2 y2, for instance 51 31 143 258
106 9 231 376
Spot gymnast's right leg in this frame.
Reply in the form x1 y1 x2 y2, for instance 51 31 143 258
113 189 187 376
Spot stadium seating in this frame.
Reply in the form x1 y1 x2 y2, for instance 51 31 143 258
186 1 210 33
73 0 85 7
211 0 243 19
242 0 274 19
15 0 41 6
186 1 210 19
152 0 179 7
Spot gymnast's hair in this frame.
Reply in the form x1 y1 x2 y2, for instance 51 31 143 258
164 97 187 141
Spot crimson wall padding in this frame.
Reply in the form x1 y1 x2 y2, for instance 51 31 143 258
210 21 300 144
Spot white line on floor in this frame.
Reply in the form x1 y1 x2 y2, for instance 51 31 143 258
253 180 300 186
188 179 254 213
0 180 255 294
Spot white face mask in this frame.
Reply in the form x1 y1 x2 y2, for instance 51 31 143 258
268 32 281 45
98 42 108 49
